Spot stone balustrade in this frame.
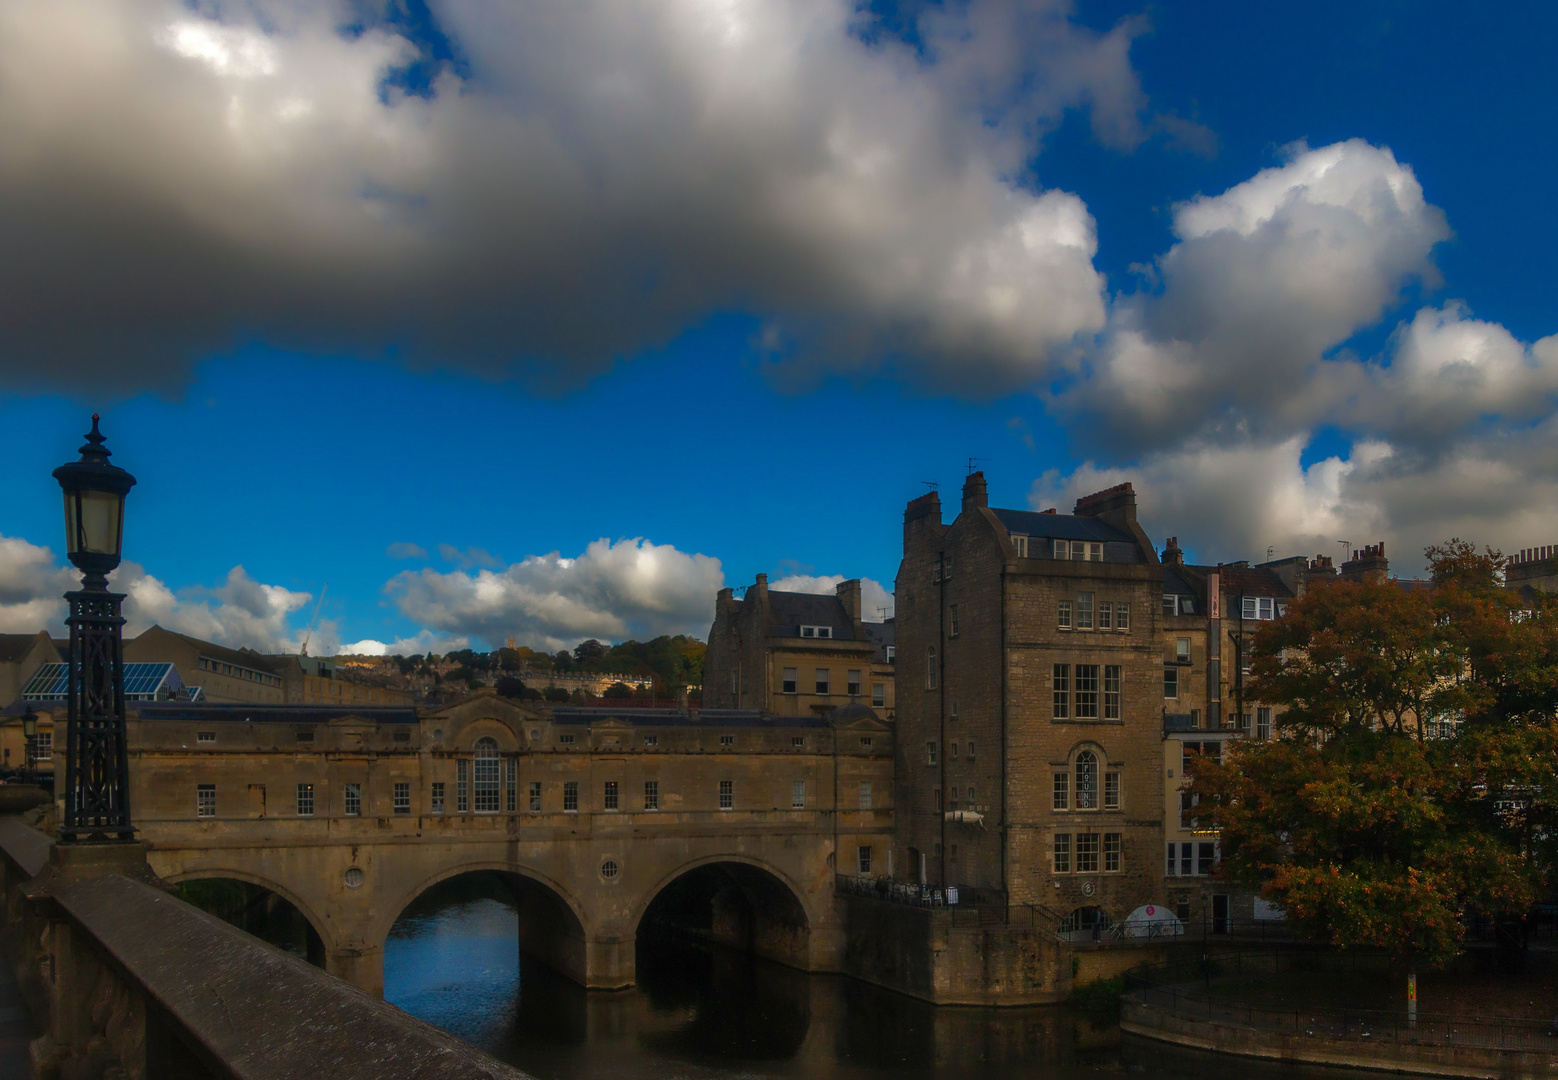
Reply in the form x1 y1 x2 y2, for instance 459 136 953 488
0 817 530 1080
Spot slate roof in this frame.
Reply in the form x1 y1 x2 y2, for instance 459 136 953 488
134 627 286 674
552 707 830 728
1206 564 1295 599
863 620 895 662
133 704 418 725
0 633 50 664
991 508 1134 544
767 590 857 639
1162 566 1203 599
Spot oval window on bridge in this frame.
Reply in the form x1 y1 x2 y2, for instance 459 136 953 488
600 860 619 880
344 867 364 889
474 737 500 812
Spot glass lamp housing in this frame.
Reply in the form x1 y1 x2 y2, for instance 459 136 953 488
52 415 136 578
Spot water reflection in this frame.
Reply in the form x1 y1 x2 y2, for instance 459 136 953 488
383 876 1380 1080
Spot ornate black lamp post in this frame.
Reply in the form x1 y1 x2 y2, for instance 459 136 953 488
52 415 137 842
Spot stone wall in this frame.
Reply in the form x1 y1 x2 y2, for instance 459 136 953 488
840 894 1070 1006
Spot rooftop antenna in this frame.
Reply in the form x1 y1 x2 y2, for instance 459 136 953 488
299 583 328 656
967 456 987 475
921 481 938 492
1336 540 1351 562
877 607 889 621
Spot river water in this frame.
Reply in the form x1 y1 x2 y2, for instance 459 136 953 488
382 878 1347 1080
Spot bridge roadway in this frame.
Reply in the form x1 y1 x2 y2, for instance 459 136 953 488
124 692 895 996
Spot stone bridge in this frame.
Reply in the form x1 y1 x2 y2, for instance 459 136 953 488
125 693 895 996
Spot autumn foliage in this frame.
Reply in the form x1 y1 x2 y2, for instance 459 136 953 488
1191 540 1558 965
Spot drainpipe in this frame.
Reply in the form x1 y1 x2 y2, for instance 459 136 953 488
1000 563 1009 908
939 549 947 889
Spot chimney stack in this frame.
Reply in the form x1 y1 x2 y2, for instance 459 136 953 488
962 471 988 513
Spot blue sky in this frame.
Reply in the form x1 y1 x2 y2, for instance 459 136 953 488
1 1 1555 654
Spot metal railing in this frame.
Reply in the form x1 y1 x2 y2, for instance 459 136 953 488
835 875 1059 928
1125 950 1558 1051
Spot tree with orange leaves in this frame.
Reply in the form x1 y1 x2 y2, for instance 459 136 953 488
1192 540 1558 968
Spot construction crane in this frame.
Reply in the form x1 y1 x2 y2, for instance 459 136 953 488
300 583 328 656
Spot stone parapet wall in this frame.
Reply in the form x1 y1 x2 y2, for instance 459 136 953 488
0 818 532 1080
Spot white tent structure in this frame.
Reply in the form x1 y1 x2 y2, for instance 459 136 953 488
1122 903 1184 939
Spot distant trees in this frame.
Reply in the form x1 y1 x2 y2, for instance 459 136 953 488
494 675 526 699
543 686 570 703
384 634 707 698
1193 540 1558 969
602 682 633 700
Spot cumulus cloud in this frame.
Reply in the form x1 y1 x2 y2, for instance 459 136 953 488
336 629 469 658
769 573 895 620
1062 139 1450 450
0 0 1167 396
385 541 428 560
0 534 311 650
386 537 723 652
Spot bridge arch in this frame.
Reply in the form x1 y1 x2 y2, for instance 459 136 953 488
633 854 814 972
161 867 335 963
378 860 592 987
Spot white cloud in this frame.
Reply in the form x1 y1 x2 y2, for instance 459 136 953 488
769 573 895 620
335 629 468 658
0 0 1160 396
1064 139 1450 449
385 541 428 560
386 537 724 652
0 533 311 651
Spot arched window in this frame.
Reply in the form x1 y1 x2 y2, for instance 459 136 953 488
1075 749 1098 810
473 737 500 812
926 647 938 690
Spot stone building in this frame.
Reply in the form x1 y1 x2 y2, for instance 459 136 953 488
0 631 60 707
893 473 1164 933
124 626 288 704
703 576 895 718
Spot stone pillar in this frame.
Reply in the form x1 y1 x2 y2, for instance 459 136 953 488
581 934 634 990
326 943 384 998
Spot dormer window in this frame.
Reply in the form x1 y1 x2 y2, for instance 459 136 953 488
1053 540 1103 561
1163 594 1196 616
1240 597 1280 620
800 625 833 639
1011 534 1029 557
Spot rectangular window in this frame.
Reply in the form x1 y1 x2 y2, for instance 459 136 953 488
644 780 659 811
730 671 739 694
504 758 516 812
1103 665 1121 719
859 780 873 809
934 787 942 811
860 736 873 748
1012 534 1029 557
1257 707 1273 740
1179 790 1197 831
33 732 51 761
948 605 959 638
1053 663 1070 718
197 784 216 818
815 668 830 695
1054 833 1071 873
967 785 975 807
1076 592 1094 630
1177 637 1191 663
296 783 314 817
393 782 410 815
951 742 959 760
644 734 659 747
196 731 216 744
1164 665 1179 699
1242 596 1276 620
926 740 938 765
430 782 445 814
604 780 619 810
949 786 958 809
344 782 362 816
1074 665 1099 719
1180 842 1194 876
1198 842 1217 876
872 683 885 707
782 667 797 693
1053 539 1068 559
1053 772 1069 809
886 645 895 662
1058 600 1071 629
563 781 579 812
791 736 805 748
559 733 576 745
1099 601 1112 630
792 780 805 808
1104 832 1122 872
719 780 733 810
1076 833 1100 873
1104 771 1120 810
1116 602 1130 631
1163 594 1177 617
720 734 735 748
967 740 975 760
926 648 938 689
857 845 873 875
847 669 862 696
529 781 542 812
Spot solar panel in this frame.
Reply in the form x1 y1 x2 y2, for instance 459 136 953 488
24 661 182 701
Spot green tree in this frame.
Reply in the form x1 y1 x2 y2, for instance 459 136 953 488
1193 541 1557 971
602 681 633 700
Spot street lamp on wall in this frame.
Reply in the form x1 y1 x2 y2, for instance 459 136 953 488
52 415 137 842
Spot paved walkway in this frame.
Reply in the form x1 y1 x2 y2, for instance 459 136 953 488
0 957 33 1079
